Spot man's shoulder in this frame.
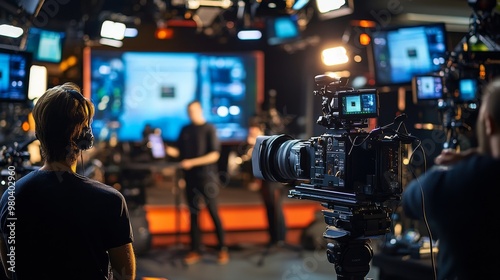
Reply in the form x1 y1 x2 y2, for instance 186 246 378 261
81 176 122 195
453 153 500 170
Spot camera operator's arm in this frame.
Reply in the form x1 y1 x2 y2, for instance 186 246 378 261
402 166 446 222
434 148 478 165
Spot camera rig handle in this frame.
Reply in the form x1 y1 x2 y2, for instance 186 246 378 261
313 75 353 96
314 75 348 86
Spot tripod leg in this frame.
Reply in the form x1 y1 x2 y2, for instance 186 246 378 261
256 245 271 266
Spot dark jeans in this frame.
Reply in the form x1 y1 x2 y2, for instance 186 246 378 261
260 181 287 244
184 175 225 252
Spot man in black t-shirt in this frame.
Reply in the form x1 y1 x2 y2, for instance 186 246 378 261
0 82 135 280
166 100 228 265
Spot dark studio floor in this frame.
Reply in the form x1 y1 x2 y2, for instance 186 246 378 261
130 165 384 280
136 242 383 280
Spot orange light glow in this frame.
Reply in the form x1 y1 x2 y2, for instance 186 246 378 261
358 20 376 28
155 28 174 40
350 19 376 28
359 33 371 45
22 121 30 132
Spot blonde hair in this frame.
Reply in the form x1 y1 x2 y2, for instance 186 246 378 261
32 82 94 163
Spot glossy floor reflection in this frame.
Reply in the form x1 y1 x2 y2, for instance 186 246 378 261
136 237 382 280
135 171 383 280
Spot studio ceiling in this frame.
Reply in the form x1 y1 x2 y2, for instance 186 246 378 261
1 0 482 36
0 0 492 57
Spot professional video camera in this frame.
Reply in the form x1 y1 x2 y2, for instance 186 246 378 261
412 0 500 150
252 75 415 279
0 139 37 192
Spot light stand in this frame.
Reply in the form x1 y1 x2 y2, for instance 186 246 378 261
165 164 188 268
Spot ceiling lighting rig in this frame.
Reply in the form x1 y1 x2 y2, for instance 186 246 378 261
0 0 44 49
151 0 315 44
91 11 140 47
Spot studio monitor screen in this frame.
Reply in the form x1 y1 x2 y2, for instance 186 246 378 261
25 27 66 63
370 23 448 87
0 48 32 103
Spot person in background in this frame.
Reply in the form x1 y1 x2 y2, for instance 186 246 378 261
240 122 287 246
166 100 229 265
142 123 154 144
402 77 500 280
0 82 136 280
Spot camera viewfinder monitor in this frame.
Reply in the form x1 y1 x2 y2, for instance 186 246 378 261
458 78 478 102
370 22 448 87
339 89 379 119
412 75 444 104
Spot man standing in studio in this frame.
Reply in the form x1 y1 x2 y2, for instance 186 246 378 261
402 77 500 280
166 100 229 265
239 121 287 246
0 82 136 280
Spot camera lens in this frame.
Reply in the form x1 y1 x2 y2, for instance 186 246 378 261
252 134 309 183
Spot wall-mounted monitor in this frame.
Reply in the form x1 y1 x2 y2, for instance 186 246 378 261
0 48 32 103
25 27 66 63
83 48 264 144
370 22 448 87
266 14 301 46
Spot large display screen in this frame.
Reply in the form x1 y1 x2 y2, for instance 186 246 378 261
370 23 448 86
83 48 264 144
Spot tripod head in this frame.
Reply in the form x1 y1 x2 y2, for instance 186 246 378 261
318 203 394 279
325 234 373 280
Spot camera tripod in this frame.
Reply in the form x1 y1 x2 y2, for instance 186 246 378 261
304 202 395 280
324 226 374 280
442 108 465 150
438 100 473 151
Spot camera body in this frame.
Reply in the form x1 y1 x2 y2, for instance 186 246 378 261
250 74 414 278
252 75 410 241
252 129 404 207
